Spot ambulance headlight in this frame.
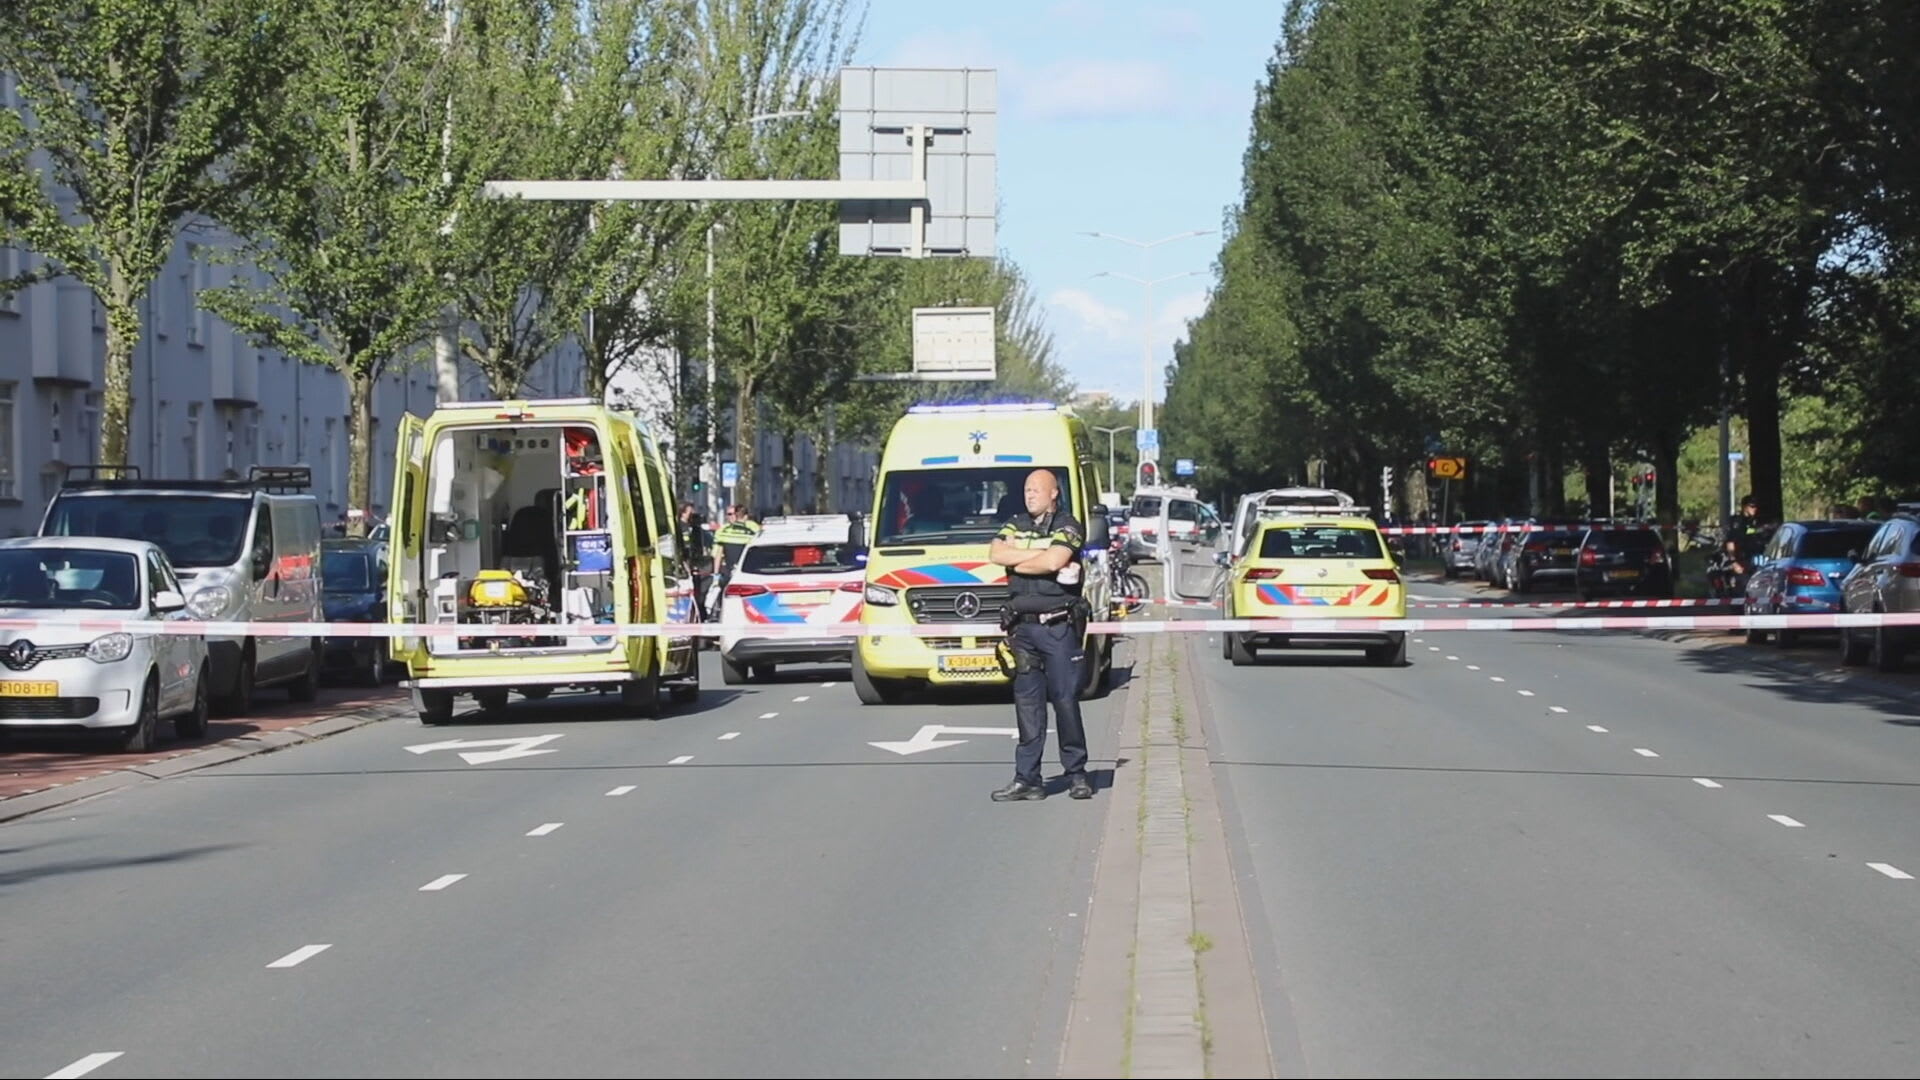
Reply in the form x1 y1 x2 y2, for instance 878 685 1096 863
864 583 900 606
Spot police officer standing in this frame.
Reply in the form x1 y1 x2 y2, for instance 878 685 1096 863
988 469 1093 802
709 504 760 616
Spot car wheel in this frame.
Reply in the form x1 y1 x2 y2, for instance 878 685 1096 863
1367 632 1408 667
120 674 159 754
622 665 661 718
418 689 455 726
476 689 510 712
288 644 321 703
853 651 905 705
1872 624 1905 673
216 646 256 717
721 654 749 684
176 665 211 739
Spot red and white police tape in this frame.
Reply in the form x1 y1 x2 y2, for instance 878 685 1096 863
1 610 1916 639
1150 595 1744 610
1377 523 1662 535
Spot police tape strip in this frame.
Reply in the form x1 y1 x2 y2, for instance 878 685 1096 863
1379 524 1660 535
1148 596 1743 610
3 610 1918 639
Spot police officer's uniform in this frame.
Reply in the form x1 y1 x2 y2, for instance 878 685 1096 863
711 516 760 612
993 507 1093 801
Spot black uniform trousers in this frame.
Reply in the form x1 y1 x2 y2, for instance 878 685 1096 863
1011 616 1089 784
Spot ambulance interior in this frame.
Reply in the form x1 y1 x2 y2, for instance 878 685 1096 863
421 424 617 655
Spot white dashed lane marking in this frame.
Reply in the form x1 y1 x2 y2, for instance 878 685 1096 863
670 755 694 765
45 1053 124 1079
719 732 740 740
1587 725 1609 733
267 944 332 969
759 712 779 720
1518 690 1535 697
794 696 811 702
1768 815 1806 829
1693 778 1723 788
419 874 467 892
526 823 564 837
606 785 636 796
1490 676 1506 683
1633 748 1660 758
1869 863 1914 880
1549 706 1568 714
821 682 837 688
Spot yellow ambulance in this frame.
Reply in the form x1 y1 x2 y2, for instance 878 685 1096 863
854 402 1114 704
384 398 701 724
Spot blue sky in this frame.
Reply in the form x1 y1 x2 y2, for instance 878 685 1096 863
850 0 1285 407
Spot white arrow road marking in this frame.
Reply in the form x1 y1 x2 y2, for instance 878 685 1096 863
869 724 1018 756
405 734 564 765
46 1053 124 1079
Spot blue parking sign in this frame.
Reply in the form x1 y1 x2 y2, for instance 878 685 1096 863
1175 458 1195 476
722 461 739 487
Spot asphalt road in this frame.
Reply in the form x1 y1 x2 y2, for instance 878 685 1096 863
0 648 1132 1080
1194 574 1920 1078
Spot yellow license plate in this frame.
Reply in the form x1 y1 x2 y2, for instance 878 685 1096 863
1552 548 1572 556
0 680 58 697
938 653 1000 672
1609 568 1641 580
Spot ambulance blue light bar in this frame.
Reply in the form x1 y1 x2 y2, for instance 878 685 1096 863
906 402 1058 414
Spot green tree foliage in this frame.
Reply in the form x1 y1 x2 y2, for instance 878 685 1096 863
1168 0 1920 525
0 0 299 465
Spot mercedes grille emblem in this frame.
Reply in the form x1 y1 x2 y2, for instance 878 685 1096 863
954 591 981 619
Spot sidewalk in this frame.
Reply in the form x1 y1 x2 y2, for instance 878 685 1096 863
1 684 412 823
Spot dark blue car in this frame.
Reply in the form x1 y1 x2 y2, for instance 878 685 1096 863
1744 520 1881 646
321 540 391 684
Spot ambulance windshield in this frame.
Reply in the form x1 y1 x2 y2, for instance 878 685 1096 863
875 466 1074 546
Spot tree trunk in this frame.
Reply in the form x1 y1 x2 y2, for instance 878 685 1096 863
585 314 607 401
815 424 834 513
347 367 376 539
1653 430 1680 527
1583 441 1610 521
780 431 797 515
734 373 757 514
98 280 140 467
486 352 522 401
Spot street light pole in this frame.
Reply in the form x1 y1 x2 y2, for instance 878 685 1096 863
1081 230 1216 460
1092 424 1133 494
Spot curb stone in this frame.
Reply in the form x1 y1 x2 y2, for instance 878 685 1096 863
0 700 411 824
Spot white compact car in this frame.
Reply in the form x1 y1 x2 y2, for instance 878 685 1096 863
717 515 865 684
0 537 210 752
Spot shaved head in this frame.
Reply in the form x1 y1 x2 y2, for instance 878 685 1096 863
1024 469 1059 517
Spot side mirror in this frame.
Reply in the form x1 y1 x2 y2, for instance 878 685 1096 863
154 589 187 614
1087 509 1111 550
1213 551 1231 568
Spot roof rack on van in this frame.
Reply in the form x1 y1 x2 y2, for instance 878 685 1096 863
59 463 312 494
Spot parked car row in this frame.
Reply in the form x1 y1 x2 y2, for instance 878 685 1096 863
1742 513 1920 672
1447 517 1675 599
1 465 391 753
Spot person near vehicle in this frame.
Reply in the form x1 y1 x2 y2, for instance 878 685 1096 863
710 505 760 611
987 469 1093 802
676 502 712 622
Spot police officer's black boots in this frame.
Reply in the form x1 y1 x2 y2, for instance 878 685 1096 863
991 778 1046 801
1068 773 1094 800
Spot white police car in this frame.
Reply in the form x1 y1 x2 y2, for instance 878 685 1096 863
0 536 210 751
718 515 865 684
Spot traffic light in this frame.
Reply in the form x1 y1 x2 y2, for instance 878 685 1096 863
1138 460 1157 488
691 479 705 494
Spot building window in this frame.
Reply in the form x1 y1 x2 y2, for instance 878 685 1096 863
185 402 202 479
0 383 16 499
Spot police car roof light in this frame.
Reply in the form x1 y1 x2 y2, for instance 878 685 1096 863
905 402 1058 414
1257 503 1372 519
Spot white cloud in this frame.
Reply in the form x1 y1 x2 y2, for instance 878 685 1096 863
1017 58 1178 121
1049 287 1135 342
875 28 1003 70
1149 9 1205 41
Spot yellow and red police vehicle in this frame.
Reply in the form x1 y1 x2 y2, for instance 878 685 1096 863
1220 501 1407 666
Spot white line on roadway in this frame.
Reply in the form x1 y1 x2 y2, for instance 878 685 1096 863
267 944 331 969
1490 676 1506 683
794 695 811 702
670 755 694 765
1869 862 1914 880
1768 815 1806 828
1428 646 1440 651
759 712 779 720
1446 655 1459 661
1467 665 1481 671
1587 725 1609 733
719 732 740 740
526 823 564 837
45 1053 124 1079
1549 706 1568 714
821 682 837 688
420 874 467 892
1693 778 1723 788
1633 748 1660 757
606 785 636 796
1518 690 1535 696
